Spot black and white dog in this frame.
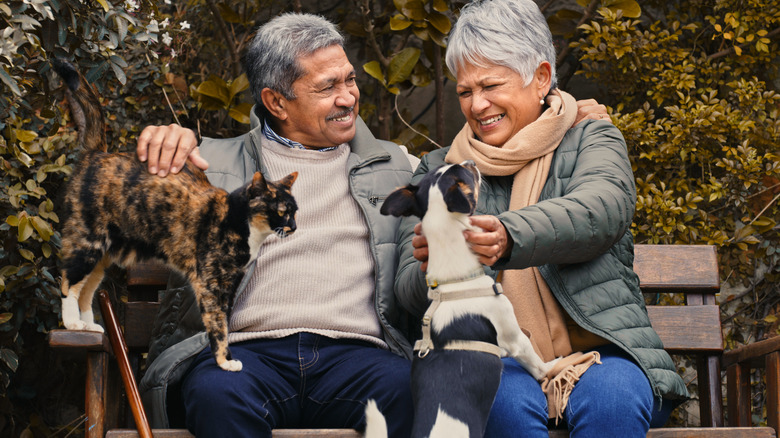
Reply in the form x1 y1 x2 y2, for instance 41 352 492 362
365 161 558 438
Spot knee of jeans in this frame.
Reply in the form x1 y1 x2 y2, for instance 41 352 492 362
489 359 548 422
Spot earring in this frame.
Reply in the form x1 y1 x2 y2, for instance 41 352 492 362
539 98 545 105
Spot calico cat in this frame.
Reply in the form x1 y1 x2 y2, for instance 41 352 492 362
53 59 298 372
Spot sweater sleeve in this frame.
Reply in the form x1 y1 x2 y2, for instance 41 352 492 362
495 121 636 270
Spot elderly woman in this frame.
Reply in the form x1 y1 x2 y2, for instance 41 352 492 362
394 0 688 436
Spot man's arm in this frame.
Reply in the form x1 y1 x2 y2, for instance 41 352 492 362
136 124 209 176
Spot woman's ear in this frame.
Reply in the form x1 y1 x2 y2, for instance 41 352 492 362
535 61 553 97
261 88 287 121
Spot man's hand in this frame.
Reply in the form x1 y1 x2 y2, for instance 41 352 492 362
412 223 429 273
463 215 512 267
136 124 209 176
574 99 611 126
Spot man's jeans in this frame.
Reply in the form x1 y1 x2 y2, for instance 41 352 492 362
181 333 413 437
485 345 680 437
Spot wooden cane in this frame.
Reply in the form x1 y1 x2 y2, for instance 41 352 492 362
98 289 154 438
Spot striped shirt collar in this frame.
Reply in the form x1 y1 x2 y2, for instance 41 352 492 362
261 118 339 152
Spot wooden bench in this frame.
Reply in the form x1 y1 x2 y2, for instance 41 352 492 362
48 245 777 437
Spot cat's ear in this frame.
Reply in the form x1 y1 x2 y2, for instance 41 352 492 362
380 185 422 217
249 172 268 196
279 172 298 188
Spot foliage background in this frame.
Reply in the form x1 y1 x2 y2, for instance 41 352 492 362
0 0 777 435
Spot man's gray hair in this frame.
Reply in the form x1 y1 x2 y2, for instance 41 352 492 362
445 0 558 89
244 13 344 117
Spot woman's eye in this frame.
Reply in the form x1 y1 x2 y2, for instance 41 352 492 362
458 90 472 98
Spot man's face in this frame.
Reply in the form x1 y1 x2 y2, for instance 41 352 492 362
275 45 359 148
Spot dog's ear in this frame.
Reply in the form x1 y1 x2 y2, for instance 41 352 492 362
380 185 422 217
444 181 476 214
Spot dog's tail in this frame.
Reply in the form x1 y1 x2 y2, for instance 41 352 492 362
363 399 388 438
52 58 107 153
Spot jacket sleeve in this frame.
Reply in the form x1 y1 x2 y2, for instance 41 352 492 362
495 121 636 270
394 154 433 318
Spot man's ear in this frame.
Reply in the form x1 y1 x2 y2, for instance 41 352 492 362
380 186 422 217
261 88 287 120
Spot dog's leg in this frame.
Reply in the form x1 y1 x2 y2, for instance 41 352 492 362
363 399 388 438
428 406 470 438
493 296 559 381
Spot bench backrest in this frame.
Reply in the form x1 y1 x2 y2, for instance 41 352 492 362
123 244 724 355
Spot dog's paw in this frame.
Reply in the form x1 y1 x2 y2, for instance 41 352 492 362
363 399 388 438
219 359 243 372
533 356 562 381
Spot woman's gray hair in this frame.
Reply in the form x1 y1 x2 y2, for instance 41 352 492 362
445 0 558 89
244 13 344 117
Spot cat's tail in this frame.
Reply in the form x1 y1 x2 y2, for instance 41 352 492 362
52 58 107 153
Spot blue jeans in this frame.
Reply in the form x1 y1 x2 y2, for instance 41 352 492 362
485 345 678 438
181 333 413 438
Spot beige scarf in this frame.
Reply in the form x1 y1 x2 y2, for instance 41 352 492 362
445 89 600 421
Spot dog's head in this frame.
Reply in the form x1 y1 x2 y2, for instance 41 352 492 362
380 160 480 218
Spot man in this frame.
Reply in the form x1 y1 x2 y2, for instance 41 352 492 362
137 13 417 437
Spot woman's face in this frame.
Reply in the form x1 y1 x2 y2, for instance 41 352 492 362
456 61 551 147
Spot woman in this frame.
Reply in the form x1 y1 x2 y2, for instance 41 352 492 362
393 0 688 436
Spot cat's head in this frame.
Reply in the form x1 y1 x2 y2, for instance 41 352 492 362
248 171 298 238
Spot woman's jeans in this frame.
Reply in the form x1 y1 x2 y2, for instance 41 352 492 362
181 333 413 438
485 345 679 437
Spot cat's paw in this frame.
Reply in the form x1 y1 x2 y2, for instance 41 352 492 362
219 359 243 372
63 319 88 331
84 322 105 333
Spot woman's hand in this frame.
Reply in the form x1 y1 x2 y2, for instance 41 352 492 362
574 99 611 126
464 215 513 267
412 223 429 273
136 124 209 177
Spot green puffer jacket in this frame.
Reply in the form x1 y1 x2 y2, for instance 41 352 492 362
138 109 416 428
395 120 689 404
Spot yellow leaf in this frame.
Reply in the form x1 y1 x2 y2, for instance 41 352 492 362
362 61 385 84
18 248 34 261
16 130 37 143
228 103 253 125
95 0 110 12
17 218 33 242
390 14 412 31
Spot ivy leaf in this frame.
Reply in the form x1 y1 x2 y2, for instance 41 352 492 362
387 47 421 85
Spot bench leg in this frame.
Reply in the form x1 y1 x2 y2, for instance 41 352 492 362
86 350 109 438
697 355 724 427
767 351 779 436
726 362 752 426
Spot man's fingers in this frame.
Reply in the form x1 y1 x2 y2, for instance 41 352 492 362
188 148 210 171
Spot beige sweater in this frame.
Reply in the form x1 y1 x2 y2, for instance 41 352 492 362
228 137 385 348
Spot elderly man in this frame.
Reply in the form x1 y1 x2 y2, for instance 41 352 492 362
137 13 417 438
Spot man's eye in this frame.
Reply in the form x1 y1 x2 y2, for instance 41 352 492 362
457 90 472 98
346 76 356 85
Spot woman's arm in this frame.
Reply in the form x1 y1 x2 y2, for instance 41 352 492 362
496 121 636 269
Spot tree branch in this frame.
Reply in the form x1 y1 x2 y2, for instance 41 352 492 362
205 0 241 78
360 0 390 67
707 27 780 61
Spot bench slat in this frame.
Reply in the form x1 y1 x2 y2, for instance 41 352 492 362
647 305 723 353
634 245 720 293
